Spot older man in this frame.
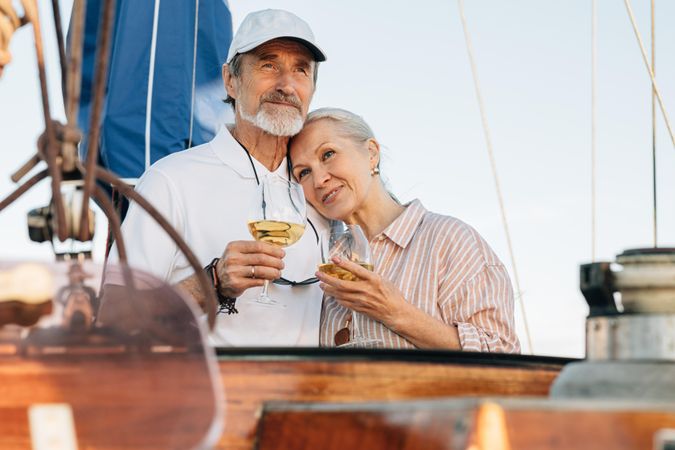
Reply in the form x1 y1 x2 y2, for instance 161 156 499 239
106 9 327 346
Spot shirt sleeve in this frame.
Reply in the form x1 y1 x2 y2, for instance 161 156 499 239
441 263 521 353
105 167 184 284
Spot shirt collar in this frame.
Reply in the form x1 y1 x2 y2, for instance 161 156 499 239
209 125 290 179
380 199 427 249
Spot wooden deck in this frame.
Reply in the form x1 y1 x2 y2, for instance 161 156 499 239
0 349 571 449
215 349 570 450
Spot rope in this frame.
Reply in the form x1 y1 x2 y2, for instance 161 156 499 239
95 166 219 329
0 169 49 212
24 0 69 241
457 0 533 354
66 0 86 124
78 0 116 241
145 0 161 170
187 0 200 149
651 0 657 247
591 0 597 261
50 0 67 98
0 0 219 333
0 0 21 76
62 0 86 173
623 0 675 148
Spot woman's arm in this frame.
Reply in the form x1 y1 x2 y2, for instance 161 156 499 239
439 264 520 353
385 299 462 349
316 257 463 349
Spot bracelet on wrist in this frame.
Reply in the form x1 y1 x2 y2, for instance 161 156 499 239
204 257 238 315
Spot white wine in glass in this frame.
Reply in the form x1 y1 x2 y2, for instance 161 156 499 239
317 262 374 281
248 220 305 247
248 175 307 307
319 223 382 348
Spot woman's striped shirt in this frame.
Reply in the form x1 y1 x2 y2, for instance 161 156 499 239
319 199 521 353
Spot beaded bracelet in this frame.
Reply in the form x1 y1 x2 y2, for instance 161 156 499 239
204 257 238 315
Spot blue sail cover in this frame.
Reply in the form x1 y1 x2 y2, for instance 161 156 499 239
74 0 233 178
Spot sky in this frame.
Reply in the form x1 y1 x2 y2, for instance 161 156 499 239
1 1 674 358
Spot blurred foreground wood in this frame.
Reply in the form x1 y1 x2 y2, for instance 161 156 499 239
0 353 218 449
257 398 675 450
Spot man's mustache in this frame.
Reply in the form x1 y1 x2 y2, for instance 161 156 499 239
260 92 302 110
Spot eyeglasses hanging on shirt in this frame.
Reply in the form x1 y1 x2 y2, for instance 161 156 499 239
236 140 319 287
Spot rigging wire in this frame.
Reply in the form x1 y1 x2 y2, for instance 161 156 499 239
144 0 161 170
49 0 66 98
457 0 533 354
187 0 200 149
78 0 116 241
650 0 657 247
591 0 597 262
623 0 675 148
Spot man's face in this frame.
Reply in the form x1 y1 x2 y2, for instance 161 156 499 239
226 39 316 136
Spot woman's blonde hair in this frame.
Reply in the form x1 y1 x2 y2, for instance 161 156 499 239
302 107 378 168
296 107 399 202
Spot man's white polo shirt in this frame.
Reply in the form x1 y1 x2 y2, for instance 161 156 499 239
107 127 326 347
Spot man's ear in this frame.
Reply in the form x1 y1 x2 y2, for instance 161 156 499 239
367 139 381 170
222 64 237 100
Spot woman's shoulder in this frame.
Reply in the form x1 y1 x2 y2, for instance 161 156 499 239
414 204 473 241
416 206 502 266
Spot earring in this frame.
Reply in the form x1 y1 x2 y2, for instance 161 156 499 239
371 167 380 176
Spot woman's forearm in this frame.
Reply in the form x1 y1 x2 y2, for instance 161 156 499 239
385 301 462 349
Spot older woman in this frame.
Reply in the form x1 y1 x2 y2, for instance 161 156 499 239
289 108 520 352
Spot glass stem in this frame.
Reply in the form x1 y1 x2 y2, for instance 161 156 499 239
261 280 270 297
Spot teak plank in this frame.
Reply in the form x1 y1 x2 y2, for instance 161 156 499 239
256 399 675 450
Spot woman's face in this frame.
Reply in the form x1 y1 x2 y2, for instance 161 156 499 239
290 120 378 221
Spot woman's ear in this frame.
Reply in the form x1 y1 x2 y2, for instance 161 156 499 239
367 139 381 171
222 64 237 100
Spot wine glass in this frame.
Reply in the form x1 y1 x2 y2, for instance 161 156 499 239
247 174 307 307
318 222 382 348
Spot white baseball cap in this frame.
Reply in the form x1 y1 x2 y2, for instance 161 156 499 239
226 9 327 64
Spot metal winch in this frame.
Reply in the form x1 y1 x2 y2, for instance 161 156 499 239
551 247 675 400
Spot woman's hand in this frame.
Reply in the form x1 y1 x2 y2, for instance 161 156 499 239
316 256 407 329
317 256 462 349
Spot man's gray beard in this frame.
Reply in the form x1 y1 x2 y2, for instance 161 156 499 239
239 104 304 137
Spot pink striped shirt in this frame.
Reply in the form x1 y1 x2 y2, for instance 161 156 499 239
320 200 520 353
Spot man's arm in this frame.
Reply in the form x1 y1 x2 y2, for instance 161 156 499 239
176 240 286 310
